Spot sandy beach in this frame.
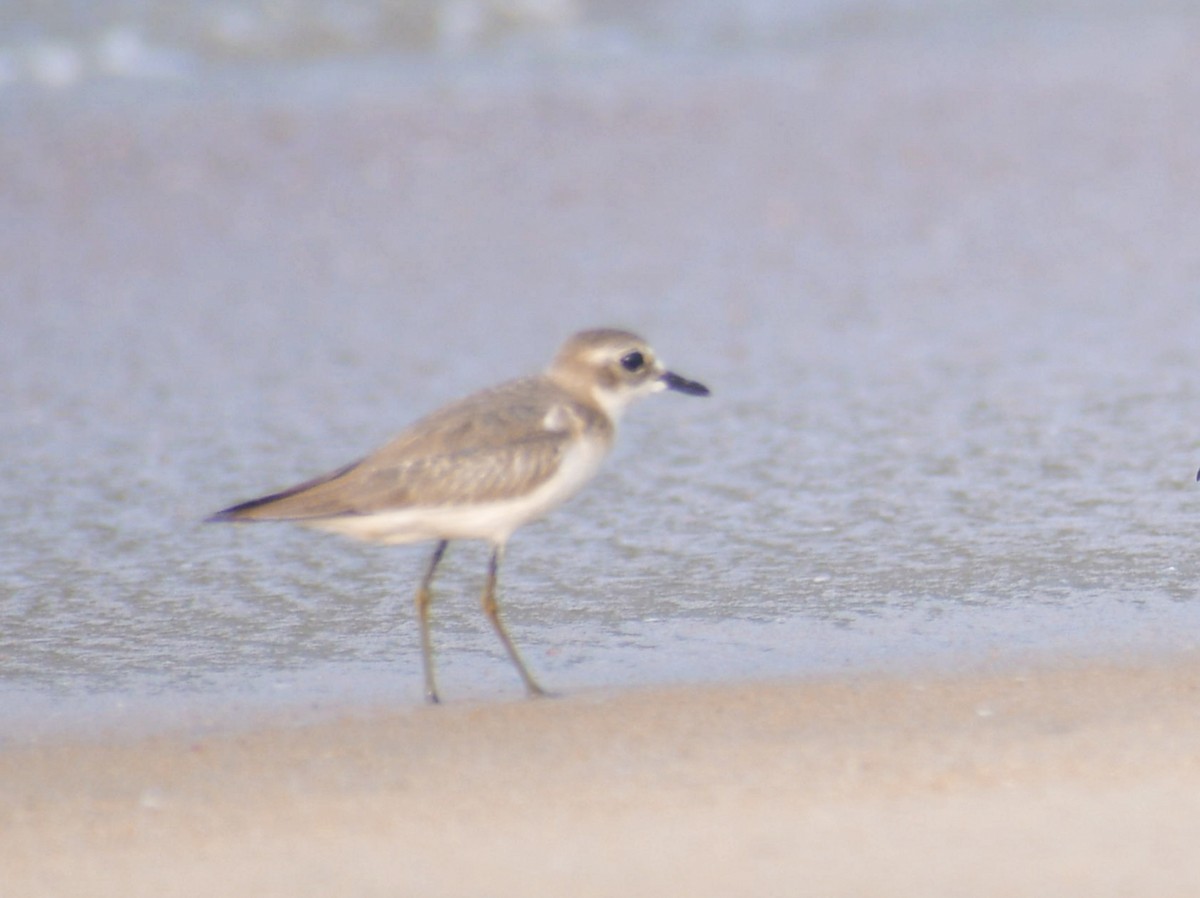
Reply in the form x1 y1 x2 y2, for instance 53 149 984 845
5 656 1200 897
6 5 1200 895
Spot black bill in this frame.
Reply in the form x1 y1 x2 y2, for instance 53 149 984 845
661 371 710 397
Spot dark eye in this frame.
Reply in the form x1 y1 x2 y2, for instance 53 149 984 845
620 350 645 372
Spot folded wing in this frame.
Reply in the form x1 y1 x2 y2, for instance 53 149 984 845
209 378 605 522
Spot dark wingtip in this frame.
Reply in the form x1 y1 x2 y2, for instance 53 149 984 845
204 458 364 525
204 502 256 523
1196 467 1199 482
204 490 305 523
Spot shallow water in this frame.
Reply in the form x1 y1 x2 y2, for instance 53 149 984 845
4 5 1200 734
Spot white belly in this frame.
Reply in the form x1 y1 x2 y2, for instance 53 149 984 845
307 435 610 546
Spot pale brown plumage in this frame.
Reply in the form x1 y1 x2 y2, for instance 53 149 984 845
207 328 709 703
210 377 613 521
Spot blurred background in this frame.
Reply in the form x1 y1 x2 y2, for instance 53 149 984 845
0 1 1183 79
4 1 1200 734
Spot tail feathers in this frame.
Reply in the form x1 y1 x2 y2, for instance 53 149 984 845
205 496 291 523
205 459 362 523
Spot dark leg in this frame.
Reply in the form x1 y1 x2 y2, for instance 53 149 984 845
481 545 548 698
415 540 448 704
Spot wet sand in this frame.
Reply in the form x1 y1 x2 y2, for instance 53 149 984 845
5 657 1200 897
6 14 1200 704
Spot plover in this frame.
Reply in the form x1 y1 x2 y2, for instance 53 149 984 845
208 328 709 703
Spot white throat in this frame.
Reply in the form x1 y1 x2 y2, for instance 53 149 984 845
589 378 666 422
